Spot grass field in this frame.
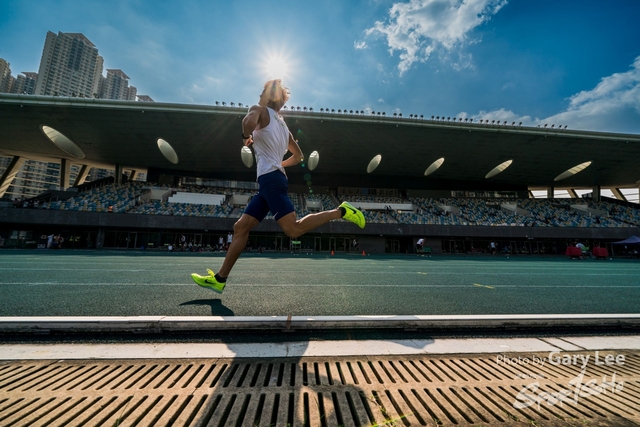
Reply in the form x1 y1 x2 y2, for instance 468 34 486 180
1 250 639 317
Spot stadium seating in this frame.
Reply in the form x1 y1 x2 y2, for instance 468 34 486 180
36 181 640 227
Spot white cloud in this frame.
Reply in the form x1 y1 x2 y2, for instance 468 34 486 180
378 98 385 103
365 0 507 74
354 40 368 49
543 56 640 133
465 108 532 125
460 56 640 133
180 73 228 104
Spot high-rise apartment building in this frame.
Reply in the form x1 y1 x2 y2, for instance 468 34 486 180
126 85 137 101
11 72 38 95
0 157 83 200
93 55 103 97
0 58 14 93
34 32 103 97
100 69 137 100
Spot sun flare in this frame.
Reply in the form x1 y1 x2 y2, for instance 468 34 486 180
265 56 289 79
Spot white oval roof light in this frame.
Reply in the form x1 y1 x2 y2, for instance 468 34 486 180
367 154 382 173
554 161 591 181
157 138 179 164
241 146 254 168
40 125 85 159
308 150 319 171
485 159 513 179
424 157 445 176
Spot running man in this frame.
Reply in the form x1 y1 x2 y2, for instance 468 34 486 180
191 79 365 293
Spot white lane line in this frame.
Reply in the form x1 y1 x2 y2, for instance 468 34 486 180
1 283 639 288
0 269 638 276
0 268 151 272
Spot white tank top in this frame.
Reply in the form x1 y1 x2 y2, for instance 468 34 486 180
252 106 289 179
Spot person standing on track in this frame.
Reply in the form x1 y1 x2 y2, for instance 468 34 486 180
191 79 365 293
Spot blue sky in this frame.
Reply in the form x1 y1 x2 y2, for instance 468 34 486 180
1 0 640 134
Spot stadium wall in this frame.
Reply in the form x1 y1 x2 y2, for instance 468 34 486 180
1 207 635 253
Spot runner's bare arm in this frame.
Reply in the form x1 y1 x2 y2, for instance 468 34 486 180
241 105 265 146
281 131 303 168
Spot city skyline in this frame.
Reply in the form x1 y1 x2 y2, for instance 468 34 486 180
0 0 639 134
1 30 144 100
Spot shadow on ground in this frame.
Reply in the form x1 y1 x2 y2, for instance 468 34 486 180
180 299 235 316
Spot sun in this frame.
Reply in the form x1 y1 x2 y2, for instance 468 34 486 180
264 55 289 79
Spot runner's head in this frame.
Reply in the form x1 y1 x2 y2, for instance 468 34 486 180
259 79 290 111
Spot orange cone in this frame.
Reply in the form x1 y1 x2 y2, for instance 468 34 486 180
362 250 366 256
331 250 335 256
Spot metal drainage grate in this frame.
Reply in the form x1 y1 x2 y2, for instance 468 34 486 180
0 351 639 426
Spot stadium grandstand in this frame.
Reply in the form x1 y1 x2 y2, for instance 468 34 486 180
1 93 639 256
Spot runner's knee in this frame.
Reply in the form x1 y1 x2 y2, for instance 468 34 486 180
283 228 300 240
281 223 301 240
233 219 252 236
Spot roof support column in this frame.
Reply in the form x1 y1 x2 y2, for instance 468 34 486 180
72 165 90 187
115 164 123 185
0 156 25 198
129 169 137 182
611 188 627 202
546 187 554 199
96 228 105 249
59 158 70 190
567 188 578 198
592 185 601 202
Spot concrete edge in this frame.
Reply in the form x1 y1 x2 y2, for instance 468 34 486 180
2 336 640 360
1 314 639 333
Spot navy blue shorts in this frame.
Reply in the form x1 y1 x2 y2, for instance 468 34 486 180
244 170 294 221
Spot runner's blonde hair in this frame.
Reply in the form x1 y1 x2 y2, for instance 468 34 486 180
263 79 290 111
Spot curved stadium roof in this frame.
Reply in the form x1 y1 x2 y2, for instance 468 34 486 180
1 93 640 191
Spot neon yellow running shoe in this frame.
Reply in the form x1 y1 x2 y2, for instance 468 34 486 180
191 271 226 293
339 201 366 229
